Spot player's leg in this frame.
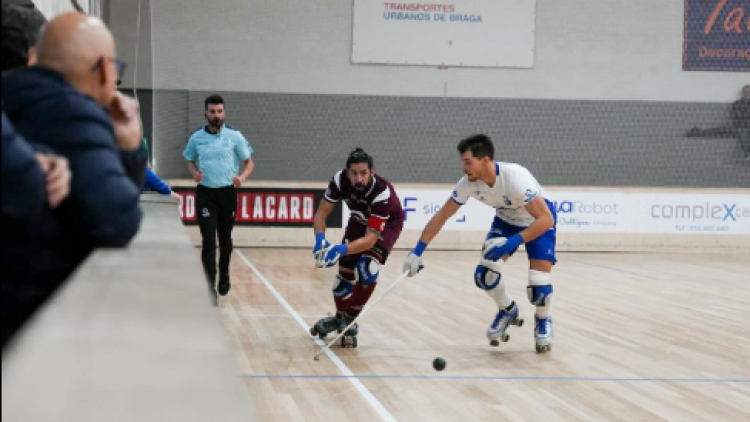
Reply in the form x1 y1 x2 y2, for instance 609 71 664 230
310 264 356 338
480 218 523 345
216 187 237 295
342 224 401 340
525 200 557 352
339 249 383 338
311 224 360 338
196 186 219 298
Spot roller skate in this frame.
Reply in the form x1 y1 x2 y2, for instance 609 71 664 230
309 314 342 340
534 315 553 353
487 301 524 347
338 313 358 348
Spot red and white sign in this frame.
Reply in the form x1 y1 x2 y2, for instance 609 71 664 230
176 191 315 224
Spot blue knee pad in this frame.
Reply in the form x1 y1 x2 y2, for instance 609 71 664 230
527 285 553 306
356 256 380 285
332 275 354 299
474 265 502 290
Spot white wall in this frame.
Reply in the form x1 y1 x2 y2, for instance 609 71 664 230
150 0 746 102
32 0 90 18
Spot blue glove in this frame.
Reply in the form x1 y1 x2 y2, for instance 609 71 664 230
312 232 330 257
484 234 523 261
318 244 348 268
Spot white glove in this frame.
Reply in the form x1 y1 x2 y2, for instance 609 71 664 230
402 252 424 277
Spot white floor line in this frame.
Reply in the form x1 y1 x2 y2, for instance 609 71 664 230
235 251 397 422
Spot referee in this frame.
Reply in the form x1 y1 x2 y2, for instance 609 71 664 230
183 95 254 301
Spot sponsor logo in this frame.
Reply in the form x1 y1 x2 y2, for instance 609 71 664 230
554 200 619 215
177 191 317 224
650 202 748 222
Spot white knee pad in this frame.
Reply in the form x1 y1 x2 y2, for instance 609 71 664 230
527 270 552 306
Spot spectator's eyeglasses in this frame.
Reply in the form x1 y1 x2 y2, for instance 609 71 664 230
91 57 127 85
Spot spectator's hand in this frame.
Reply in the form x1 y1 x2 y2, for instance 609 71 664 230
36 154 71 208
194 171 204 183
232 175 244 188
171 191 182 201
110 92 142 152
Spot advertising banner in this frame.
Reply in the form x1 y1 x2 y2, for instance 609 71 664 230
356 189 750 235
173 188 343 228
352 0 537 68
684 0 750 72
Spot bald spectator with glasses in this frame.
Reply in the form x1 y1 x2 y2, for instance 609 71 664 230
2 13 147 342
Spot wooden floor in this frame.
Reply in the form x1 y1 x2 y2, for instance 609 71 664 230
221 249 750 422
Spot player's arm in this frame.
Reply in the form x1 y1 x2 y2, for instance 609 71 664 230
313 198 335 236
183 136 203 182
238 158 254 181
520 196 555 243
233 135 254 186
484 195 554 261
186 160 203 183
343 229 379 256
343 207 389 255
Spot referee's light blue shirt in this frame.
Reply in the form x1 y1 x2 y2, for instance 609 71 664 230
183 124 253 188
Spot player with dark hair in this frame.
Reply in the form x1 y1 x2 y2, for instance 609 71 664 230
310 148 404 347
403 134 558 353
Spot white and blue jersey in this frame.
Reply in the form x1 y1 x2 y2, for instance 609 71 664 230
183 124 253 188
451 162 557 262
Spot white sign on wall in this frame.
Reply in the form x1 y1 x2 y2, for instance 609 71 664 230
343 190 750 235
352 0 537 68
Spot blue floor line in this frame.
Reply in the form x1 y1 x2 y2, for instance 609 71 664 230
245 374 748 383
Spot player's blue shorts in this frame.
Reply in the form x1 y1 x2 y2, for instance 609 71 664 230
486 199 557 263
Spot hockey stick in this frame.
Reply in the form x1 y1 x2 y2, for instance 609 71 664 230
313 271 410 361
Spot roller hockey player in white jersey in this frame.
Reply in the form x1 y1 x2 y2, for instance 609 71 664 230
403 134 557 352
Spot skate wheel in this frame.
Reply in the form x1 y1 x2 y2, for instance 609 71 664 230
489 340 499 347
501 334 509 342
310 327 318 337
318 332 327 340
535 344 552 353
341 336 357 348
515 318 524 327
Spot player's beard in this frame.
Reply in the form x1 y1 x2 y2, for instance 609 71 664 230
209 117 224 130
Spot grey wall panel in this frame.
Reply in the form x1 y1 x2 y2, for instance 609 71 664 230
152 91 750 188
152 90 189 177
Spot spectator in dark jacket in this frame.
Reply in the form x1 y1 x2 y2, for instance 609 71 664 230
2 112 71 347
1 12 147 344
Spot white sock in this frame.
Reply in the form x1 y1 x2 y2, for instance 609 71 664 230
486 277 513 310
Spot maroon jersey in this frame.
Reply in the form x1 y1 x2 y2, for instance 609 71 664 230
324 170 403 232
